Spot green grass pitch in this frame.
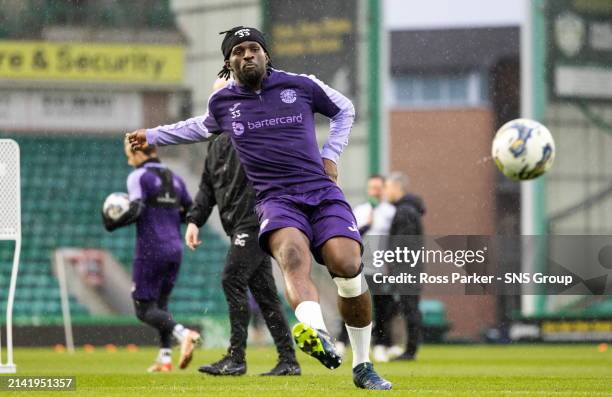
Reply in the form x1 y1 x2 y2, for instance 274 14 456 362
1 345 611 396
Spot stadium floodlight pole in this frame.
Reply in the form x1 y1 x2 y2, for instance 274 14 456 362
378 0 390 175
55 251 75 354
0 139 21 374
520 0 548 317
368 0 381 175
520 0 535 317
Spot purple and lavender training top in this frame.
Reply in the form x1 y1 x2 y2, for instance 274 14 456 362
127 160 192 261
145 69 355 201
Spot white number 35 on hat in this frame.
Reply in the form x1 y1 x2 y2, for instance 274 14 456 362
235 28 251 37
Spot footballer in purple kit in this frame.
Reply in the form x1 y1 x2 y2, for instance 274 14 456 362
127 26 391 390
103 139 201 372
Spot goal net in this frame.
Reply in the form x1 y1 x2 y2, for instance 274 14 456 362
0 139 21 373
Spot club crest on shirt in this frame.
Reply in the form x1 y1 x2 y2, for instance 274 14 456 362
232 121 245 136
280 89 297 104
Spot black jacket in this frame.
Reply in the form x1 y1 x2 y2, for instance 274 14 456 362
186 134 259 235
390 193 426 292
389 193 426 237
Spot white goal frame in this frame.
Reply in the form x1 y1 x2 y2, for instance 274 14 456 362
0 139 20 374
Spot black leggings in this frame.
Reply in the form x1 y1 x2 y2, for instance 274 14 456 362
221 229 295 362
133 294 176 348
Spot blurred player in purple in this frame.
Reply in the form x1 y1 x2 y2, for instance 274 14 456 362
103 139 200 372
128 26 391 389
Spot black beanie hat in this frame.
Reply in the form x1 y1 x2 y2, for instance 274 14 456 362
218 26 271 80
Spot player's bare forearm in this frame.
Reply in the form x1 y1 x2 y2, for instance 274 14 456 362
323 158 338 183
126 129 149 151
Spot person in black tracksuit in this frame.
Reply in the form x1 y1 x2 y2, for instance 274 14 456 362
185 133 300 376
385 172 426 361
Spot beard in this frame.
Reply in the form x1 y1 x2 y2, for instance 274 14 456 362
236 64 264 88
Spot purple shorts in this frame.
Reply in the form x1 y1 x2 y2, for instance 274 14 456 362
256 185 362 264
132 257 181 301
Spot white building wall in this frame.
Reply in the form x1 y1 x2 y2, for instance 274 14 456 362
171 0 261 114
384 0 525 30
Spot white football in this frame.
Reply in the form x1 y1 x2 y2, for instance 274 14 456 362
103 192 130 221
492 118 555 181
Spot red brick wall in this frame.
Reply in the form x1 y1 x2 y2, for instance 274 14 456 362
389 107 498 340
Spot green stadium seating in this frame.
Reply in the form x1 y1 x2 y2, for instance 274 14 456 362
0 135 229 325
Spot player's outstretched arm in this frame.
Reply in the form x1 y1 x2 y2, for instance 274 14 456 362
127 95 223 151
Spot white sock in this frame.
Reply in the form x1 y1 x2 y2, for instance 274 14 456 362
158 348 172 364
172 324 189 342
346 323 372 368
294 301 328 332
